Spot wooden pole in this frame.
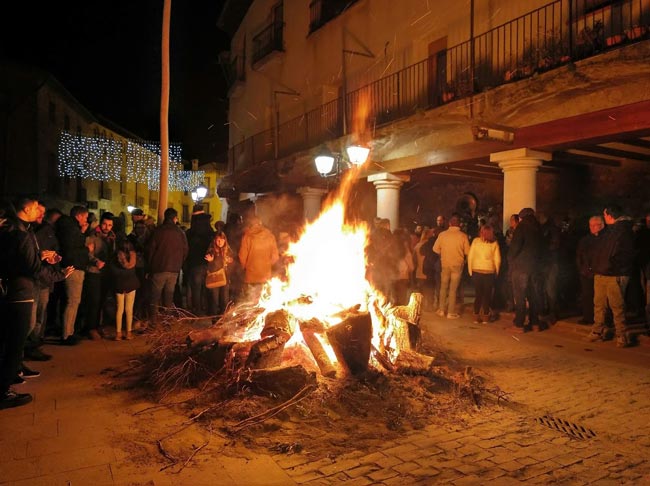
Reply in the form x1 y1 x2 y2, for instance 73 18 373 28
158 0 171 224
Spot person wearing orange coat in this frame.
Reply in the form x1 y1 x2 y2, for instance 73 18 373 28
238 216 279 302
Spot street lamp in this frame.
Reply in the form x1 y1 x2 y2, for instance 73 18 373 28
127 205 136 213
314 144 370 177
191 184 208 203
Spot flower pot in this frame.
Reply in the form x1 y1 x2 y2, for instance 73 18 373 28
626 26 648 41
606 34 625 47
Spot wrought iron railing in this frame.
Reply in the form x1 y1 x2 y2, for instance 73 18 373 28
309 0 361 33
252 21 284 64
230 0 650 174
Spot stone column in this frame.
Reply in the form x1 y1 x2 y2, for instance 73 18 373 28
490 148 552 232
367 172 410 231
297 187 328 222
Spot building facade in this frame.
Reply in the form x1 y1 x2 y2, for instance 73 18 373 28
219 0 650 231
0 63 210 230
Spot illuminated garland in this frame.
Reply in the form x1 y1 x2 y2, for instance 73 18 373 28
57 132 202 192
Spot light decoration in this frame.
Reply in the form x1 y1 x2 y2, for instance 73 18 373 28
57 131 202 192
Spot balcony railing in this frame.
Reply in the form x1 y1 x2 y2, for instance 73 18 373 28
309 0 361 33
230 0 650 174
252 21 284 64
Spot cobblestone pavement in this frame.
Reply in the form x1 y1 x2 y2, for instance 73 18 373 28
275 313 650 485
1 313 649 485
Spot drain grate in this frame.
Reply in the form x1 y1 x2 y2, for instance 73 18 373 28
535 415 597 440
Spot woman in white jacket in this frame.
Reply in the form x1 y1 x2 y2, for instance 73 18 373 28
467 224 501 323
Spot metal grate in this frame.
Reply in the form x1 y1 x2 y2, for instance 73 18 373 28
536 415 597 440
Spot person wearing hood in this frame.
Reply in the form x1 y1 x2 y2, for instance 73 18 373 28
588 204 637 347
508 207 546 332
238 215 279 302
184 208 214 315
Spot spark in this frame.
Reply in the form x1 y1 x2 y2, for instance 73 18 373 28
247 111 258 120
207 124 214 130
511 335 520 341
411 10 431 26
380 58 395 78
608 115 616 120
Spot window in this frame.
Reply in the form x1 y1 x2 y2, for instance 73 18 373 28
182 204 190 223
136 196 145 207
149 197 158 210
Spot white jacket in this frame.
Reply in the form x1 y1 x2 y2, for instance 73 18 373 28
467 238 501 275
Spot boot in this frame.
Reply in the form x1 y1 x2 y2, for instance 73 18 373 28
480 313 490 324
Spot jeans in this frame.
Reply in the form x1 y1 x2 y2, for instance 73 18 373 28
81 272 106 333
26 285 50 349
208 284 230 316
511 269 542 327
579 275 594 323
439 264 463 314
187 266 207 314
116 290 136 334
150 272 179 321
0 301 32 394
472 273 495 315
592 274 629 338
63 269 85 339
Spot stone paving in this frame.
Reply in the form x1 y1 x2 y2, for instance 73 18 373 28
1 313 649 485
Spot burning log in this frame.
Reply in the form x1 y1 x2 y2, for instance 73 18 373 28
241 365 317 398
299 319 337 378
246 310 294 369
385 292 423 352
326 313 372 375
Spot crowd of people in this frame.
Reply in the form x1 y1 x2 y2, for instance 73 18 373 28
2 194 649 410
366 204 649 348
0 198 282 410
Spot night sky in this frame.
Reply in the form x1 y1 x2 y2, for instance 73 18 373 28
1 0 230 165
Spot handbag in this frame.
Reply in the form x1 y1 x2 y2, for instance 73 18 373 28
205 267 227 288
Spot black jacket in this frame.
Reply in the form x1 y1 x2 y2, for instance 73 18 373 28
0 218 41 302
508 215 543 274
146 221 189 273
592 218 636 276
576 232 602 278
185 213 214 269
56 215 90 270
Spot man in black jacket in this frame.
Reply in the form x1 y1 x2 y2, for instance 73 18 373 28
0 196 41 409
146 208 188 322
589 204 637 347
575 215 605 325
56 205 91 344
508 207 546 332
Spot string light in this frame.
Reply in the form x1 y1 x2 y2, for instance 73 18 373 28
57 132 199 191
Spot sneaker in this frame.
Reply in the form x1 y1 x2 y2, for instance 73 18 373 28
447 313 460 319
12 376 26 385
19 365 40 379
60 335 80 346
24 348 52 362
587 331 604 342
616 333 635 348
0 390 33 410
435 309 445 318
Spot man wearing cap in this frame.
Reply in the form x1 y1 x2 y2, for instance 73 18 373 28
508 207 546 331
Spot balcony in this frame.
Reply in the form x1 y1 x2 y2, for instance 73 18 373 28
252 21 284 65
231 0 650 174
309 0 360 33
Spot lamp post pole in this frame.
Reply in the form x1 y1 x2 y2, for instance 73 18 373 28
158 0 171 224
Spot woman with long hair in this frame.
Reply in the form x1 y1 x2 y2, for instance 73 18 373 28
204 231 234 317
467 224 501 323
111 237 140 340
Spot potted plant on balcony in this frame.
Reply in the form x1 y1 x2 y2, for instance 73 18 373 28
442 82 456 103
537 29 570 71
576 20 604 59
625 24 648 41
